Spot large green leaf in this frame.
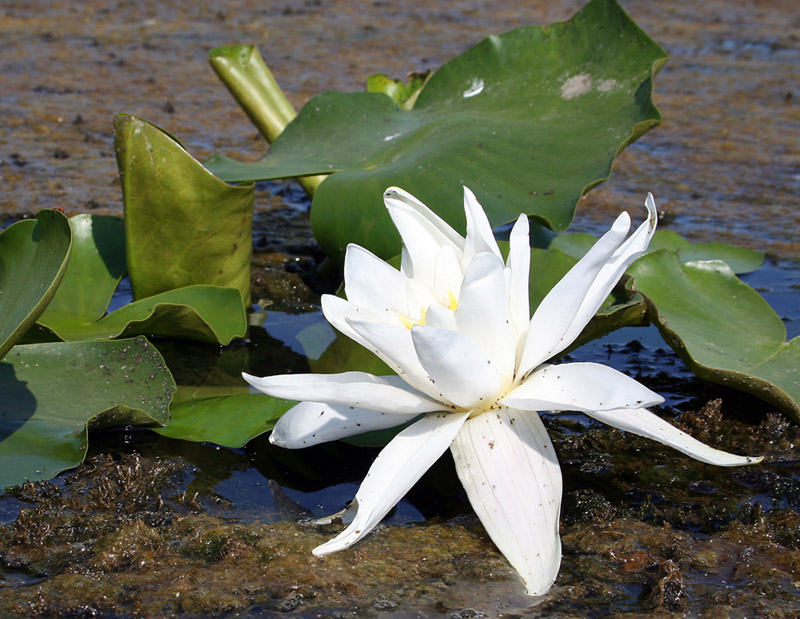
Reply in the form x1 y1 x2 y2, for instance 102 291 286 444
630 251 800 421
40 285 247 345
114 114 254 304
156 394 293 447
206 0 667 262
38 214 126 328
552 228 764 274
0 337 174 488
0 210 72 359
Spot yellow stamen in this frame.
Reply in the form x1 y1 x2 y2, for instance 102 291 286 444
399 314 415 330
399 306 428 330
447 290 458 310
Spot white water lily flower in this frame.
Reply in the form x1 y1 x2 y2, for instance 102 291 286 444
244 187 761 596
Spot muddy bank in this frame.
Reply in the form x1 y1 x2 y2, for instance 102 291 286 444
1 394 800 616
1 0 798 256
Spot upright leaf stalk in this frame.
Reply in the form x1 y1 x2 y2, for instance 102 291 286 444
209 45 325 197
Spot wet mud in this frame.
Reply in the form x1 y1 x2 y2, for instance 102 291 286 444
2 395 800 616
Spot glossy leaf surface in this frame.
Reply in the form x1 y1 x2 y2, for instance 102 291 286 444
115 114 254 304
41 285 247 345
631 251 800 421
0 210 71 359
37 214 126 328
0 337 174 488
206 0 667 262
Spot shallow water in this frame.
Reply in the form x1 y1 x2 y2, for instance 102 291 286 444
1 0 799 616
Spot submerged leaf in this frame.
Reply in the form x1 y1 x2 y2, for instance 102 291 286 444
0 210 71 359
630 251 800 421
206 0 667 262
0 337 174 489
157 394 293 447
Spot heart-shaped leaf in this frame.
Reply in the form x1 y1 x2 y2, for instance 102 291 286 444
0 337 174 489
630 251 800 421
114 113 254 304
206 0 667 262
0 210 71 359
40 285 247 345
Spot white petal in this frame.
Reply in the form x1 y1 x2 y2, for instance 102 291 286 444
455 252 516 391
405 276 438 319
506 214 531 352
313 411 470 555
269 401 417 448
519 196 658 374
321 294 386 346
556 193 658 349
451 407 562 596
463 186 502 262
384 187 464 286
343 244 411 318
242 371 443 414
501 362 664 412
518 212 631 375
411 324 502 410
346 318 450 403
433 244 465 304
424 305 457 331
584 407 764 467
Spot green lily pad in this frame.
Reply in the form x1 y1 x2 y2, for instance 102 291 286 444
114 113 254 304
0 337 174 489
40 285 247 345
156 394 293 447
206 0 667 262
0 210 71 359
38 214 126 328
630 251 800 421
552 228 764 274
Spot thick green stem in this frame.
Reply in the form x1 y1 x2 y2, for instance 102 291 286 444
209 45 325 197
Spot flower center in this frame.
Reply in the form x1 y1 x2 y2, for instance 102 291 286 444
398 289 459 330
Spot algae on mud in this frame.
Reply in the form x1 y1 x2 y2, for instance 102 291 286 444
2 391 800 616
